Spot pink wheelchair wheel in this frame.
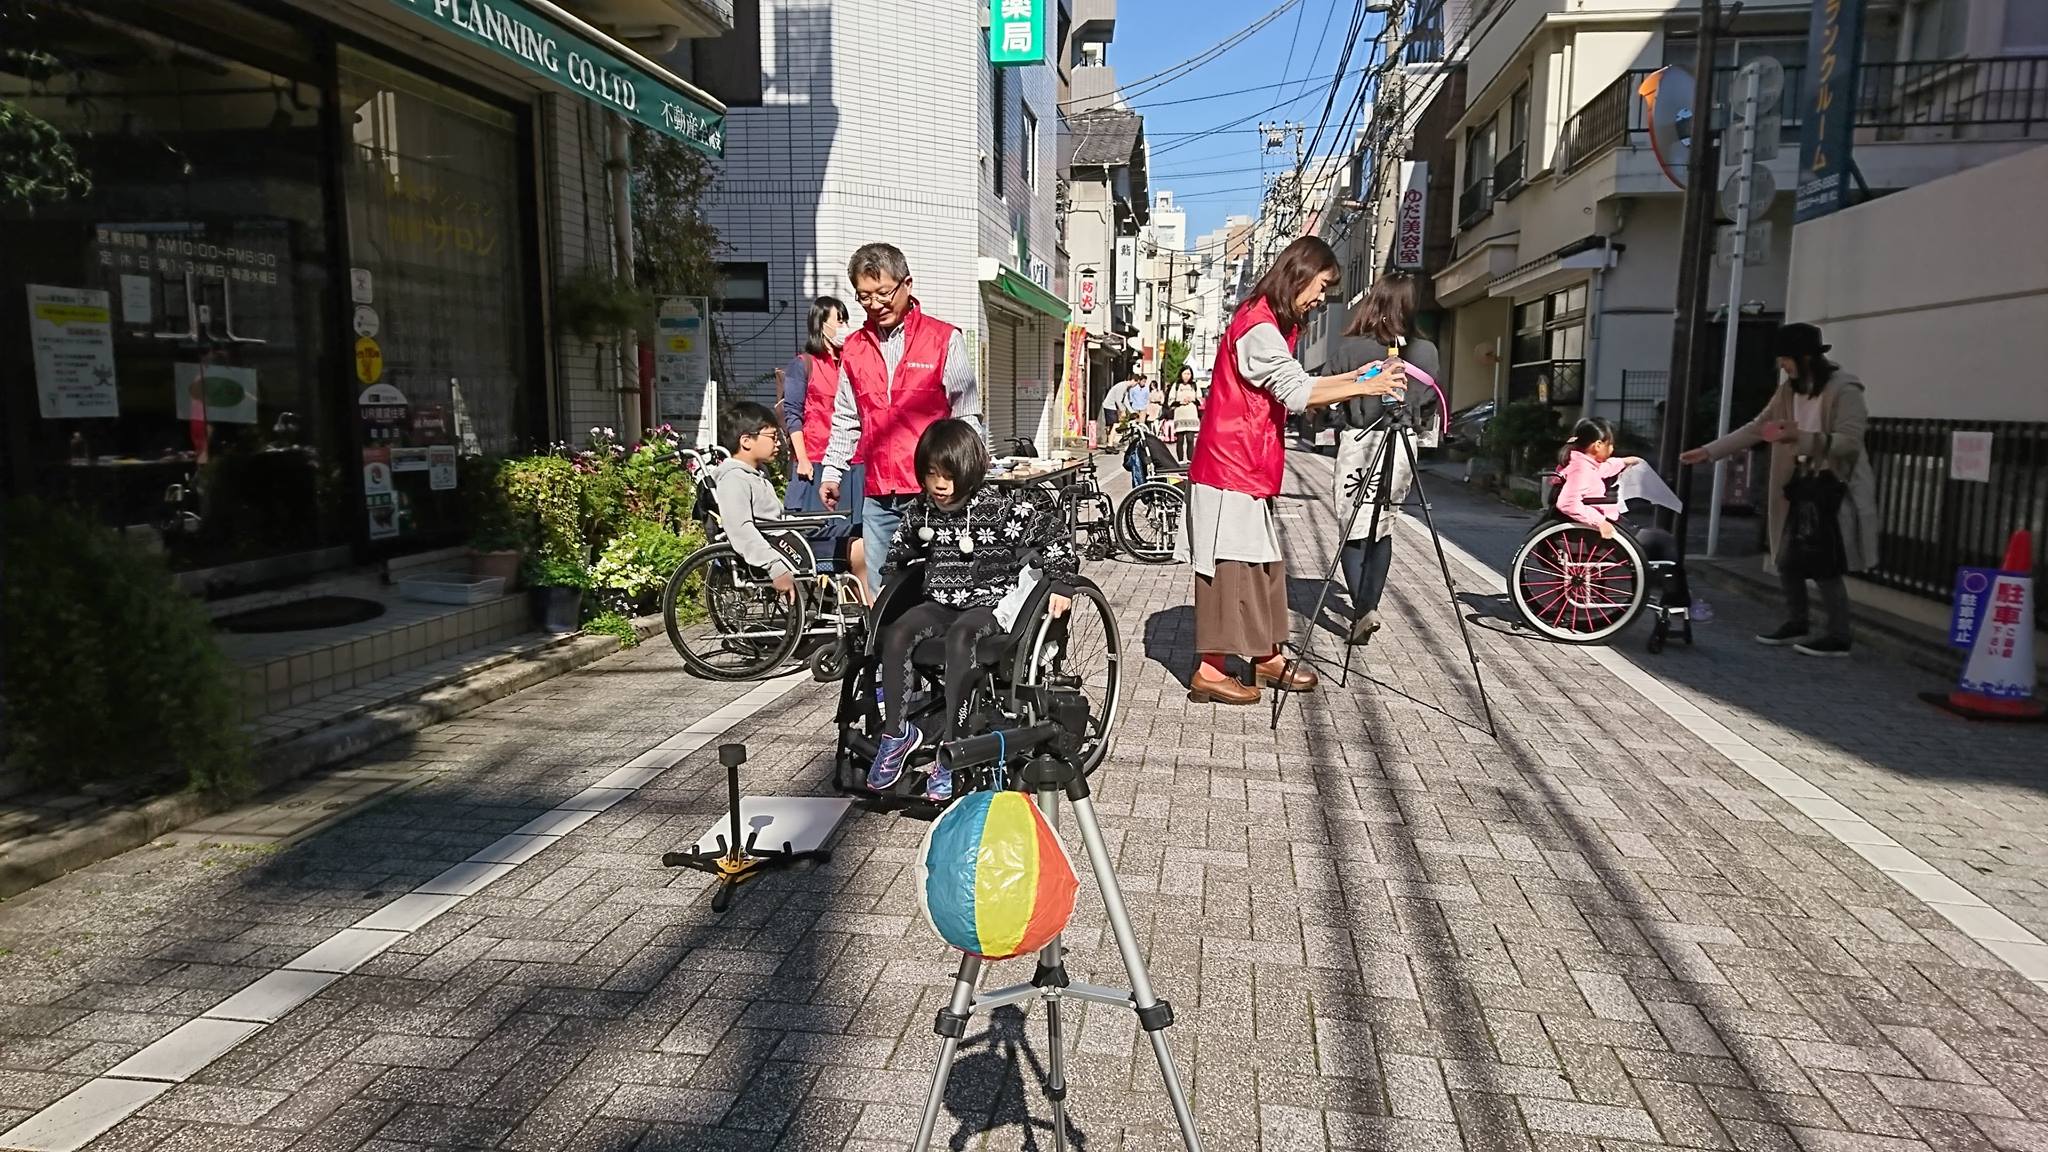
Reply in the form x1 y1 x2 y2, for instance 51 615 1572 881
1508 520 1648 644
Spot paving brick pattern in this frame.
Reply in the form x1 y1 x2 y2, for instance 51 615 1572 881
2 450 2046 1151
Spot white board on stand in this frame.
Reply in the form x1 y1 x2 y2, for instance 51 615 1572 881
692 796 853 857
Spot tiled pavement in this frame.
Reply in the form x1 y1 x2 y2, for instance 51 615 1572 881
3 449 2047 1152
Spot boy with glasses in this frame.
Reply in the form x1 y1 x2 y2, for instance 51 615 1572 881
818 243 981 593
712 401 862 599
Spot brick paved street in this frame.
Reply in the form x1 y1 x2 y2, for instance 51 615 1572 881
4 449 2048 1152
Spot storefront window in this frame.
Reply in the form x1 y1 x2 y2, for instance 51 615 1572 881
1 1 345 577
338 48 534 550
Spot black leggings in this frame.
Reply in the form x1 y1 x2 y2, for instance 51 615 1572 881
878 602 1002 740
1621 518 1682 604
1341 536 1394 614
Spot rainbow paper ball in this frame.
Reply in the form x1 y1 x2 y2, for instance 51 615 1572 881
917 790 1078 960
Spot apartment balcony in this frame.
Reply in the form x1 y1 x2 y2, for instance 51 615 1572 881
1492 143 1527 200
572 0 734 39
1458 176 1495 229
1554 56 2048 199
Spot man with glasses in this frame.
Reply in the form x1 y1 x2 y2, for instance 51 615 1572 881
820 242 981 591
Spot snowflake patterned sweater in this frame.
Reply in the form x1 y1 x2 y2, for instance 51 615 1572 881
880 486 1079 609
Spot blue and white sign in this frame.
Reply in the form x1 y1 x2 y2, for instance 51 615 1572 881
1949 565 1999 648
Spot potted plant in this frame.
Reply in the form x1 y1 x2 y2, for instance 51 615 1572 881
525 553 592 634
463 457 525 587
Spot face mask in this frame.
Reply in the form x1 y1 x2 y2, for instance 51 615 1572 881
826 326 847 349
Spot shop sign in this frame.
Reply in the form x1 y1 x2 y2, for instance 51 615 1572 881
350 267 374 303
1113 237 1136 304
654 296 715 445
354 336 384 384
990 0 1046 66
428 445 459 491
1392 162 1427 270
359 382 411 445
384 0 725 156
392 447 432 472
26 284 119 419
1078 274 1097 314
174 363 259 425
1795 0 1867 222
353 305 381 338
411 404 451 442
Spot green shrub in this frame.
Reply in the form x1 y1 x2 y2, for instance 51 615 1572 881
461 456 525 551
1480 400 1565 475
584 611 638 647
593 520 700 614
501 455 583 565
1 499 247 795
524 553 592 589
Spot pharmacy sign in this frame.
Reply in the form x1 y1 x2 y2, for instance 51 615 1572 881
990 0 1047 67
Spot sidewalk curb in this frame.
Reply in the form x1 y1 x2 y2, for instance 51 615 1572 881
0 618 663 901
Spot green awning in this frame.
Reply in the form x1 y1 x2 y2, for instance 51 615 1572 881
988 267 1071 322
382 0 726 156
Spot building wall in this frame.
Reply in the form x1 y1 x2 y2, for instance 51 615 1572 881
1786 143 2048 422
702 0 983 406
542 95 626 445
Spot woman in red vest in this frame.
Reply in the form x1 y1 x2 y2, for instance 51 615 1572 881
1187 237 1404 705
780 296 863 520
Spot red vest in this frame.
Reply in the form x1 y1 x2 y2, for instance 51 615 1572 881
840 302 956 496
1189 296 1294 499
799 352 839 465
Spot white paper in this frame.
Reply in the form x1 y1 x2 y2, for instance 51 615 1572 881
428 445 458 491
1615 463 1685 512
1950 431 1993 483
27 285 119 419
120 275 153 325
993 567 1043 632
173 363 258 425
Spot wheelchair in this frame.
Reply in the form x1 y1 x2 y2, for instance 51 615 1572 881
1116 425 1188 565
661 475 868 681
832 561 1123 816
1507 474 1693 652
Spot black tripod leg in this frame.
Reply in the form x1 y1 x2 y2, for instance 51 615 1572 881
1399 434 1497 738
1272 422 1397 732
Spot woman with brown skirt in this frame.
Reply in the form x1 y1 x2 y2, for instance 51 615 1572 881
1185 237 1403 705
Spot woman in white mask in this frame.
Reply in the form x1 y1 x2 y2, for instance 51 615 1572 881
782 296 864 518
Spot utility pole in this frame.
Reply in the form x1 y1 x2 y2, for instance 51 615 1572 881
1655 0 1723 530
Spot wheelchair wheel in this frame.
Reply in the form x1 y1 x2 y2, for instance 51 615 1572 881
1117 482 1184 564
1508 520 1648 645
1059 487 1117 561
1010 581 1121 773
662 543 802 680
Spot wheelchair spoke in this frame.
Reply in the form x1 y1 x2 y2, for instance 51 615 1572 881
665 545 803 680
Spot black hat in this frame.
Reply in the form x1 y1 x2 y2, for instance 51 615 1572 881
1773 323 1831 358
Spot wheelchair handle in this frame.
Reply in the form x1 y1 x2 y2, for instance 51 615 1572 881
938 721 1066 773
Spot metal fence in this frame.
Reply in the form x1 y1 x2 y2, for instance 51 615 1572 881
1617 370 1669 446
1865 419 2048 605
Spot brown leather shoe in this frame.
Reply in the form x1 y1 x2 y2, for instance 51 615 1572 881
1254 658 1319 692
1189 673 1260 705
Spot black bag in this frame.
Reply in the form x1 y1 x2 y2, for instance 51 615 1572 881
1781 462 1848 579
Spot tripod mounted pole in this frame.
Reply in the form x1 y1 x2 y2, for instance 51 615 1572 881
1270 413 1495 738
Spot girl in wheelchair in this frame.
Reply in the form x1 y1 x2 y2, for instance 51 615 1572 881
1555 418 1682 605
867 419 1079 803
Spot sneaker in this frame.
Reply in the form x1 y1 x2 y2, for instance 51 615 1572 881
1794 637 1852 658
1754 622 1811 646
1347 610 1382 646
866 722 924 791
923 762 955 804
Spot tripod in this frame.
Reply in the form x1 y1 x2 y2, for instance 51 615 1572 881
661 743 830 913
1270 409 1495 735
913 724 1202 1152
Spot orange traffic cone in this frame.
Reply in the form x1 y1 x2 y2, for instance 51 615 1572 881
1930 529 2044 720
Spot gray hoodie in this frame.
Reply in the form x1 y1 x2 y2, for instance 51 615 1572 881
708 458 793 578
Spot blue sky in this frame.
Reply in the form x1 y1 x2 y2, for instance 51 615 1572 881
1108 0 1383 246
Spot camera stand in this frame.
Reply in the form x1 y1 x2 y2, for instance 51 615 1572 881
1271 411 1495 736
660 743 830 914
913 735 1202 1152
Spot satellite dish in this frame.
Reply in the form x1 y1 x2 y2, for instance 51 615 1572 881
1640 67 1696 191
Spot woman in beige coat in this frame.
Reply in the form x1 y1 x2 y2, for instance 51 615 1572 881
1681 323 1878 657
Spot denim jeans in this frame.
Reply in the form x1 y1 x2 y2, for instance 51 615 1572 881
1779 568 1852 642
1125 442 1148 489
862 493 910 592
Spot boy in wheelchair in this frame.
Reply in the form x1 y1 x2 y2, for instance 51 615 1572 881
708 402 866 600
1554 418 1682 605
866 419 1079 803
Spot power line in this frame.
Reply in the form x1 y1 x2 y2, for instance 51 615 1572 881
1122 66 1374 112
1058 0 1302 108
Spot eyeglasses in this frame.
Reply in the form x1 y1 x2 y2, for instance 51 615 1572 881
745 427 781 441
855 281 905 307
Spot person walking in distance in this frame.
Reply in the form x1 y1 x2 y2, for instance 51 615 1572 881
1168 365 1202 463
820 243 982 593
1186 237 1399 705
1680 322 1876 657
781 297 864 516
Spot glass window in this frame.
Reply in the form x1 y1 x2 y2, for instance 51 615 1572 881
339 48 534 548
1909 0 1968 59
1 1 346 574
1464 125 1495 188
1509 85 1530 150
2004 0 2048 49
688 0 763 108
992 62 1008 200
1023 106 1039 191
716 262 772 312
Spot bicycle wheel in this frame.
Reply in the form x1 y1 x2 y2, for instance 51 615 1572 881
1508 521 1647 644
662 543 802 680
1116 482 1185 564
1010 579 1121 774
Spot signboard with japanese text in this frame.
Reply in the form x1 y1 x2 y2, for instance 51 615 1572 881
655 296 716 445
1950 566 1999 648
989 0 1047 66
1795 0 1867 222
1950 430 1993 482
26 285 118 419
1392 162 1428 270
1078 273 1097 314
378 0 723 155
1955 569 2036 700
1114 237 1137 303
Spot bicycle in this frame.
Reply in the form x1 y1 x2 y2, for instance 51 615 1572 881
1112 424 1187 565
